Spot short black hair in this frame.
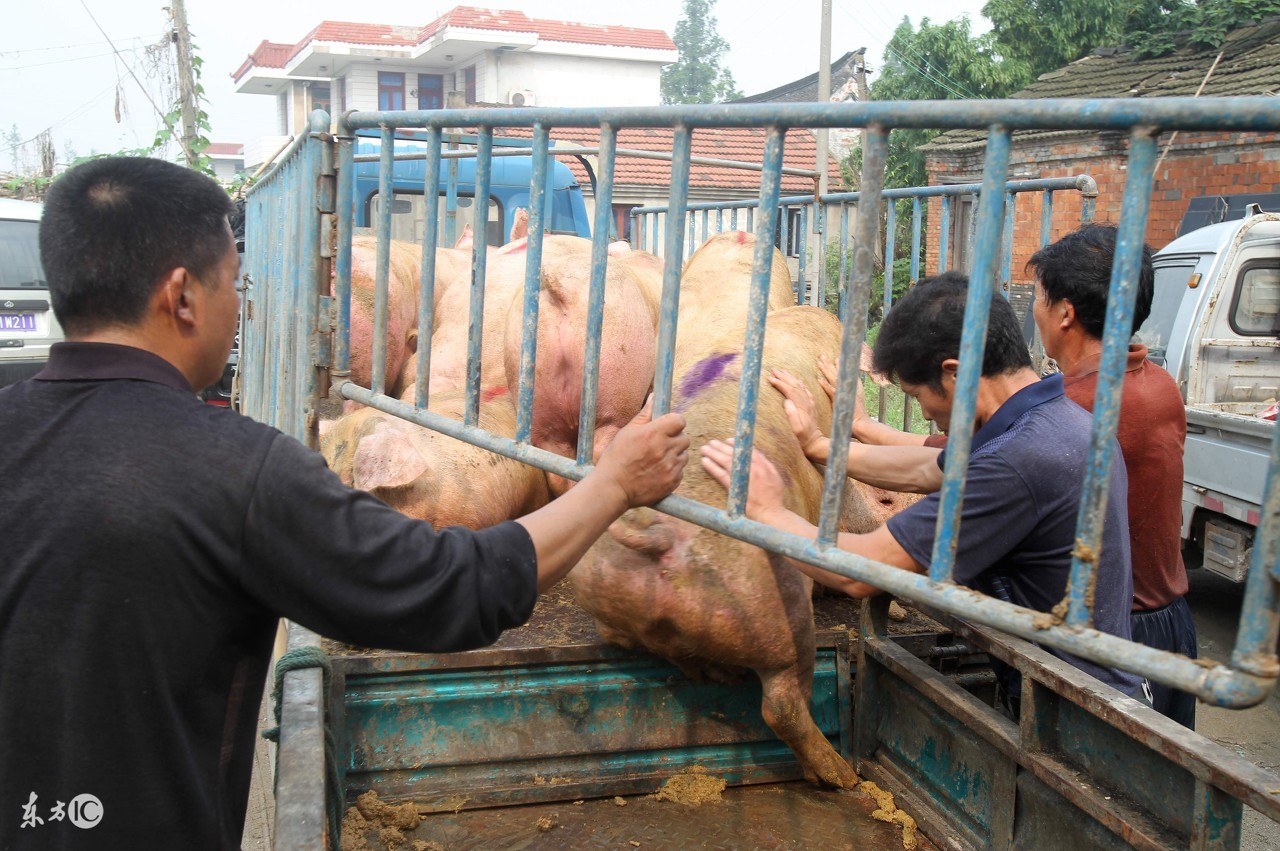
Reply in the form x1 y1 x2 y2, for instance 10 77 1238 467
40 156 234 336
1026 223 1154 339
873 271 1031 390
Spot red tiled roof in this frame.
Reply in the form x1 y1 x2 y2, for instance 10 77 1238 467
493 126 842 192
205 143 244 157
235 6 675 81
420 8 674 51
232 40 292 80
290 21 421 62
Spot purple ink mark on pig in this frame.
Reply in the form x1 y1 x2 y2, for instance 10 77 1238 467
679 352 739 401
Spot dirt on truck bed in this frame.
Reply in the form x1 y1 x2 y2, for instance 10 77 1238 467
323 580 943 657
323 584 944 851
340 781 934 851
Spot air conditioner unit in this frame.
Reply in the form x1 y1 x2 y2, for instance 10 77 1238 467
508 89 536 107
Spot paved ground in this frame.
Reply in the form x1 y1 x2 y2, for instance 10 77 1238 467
1186 565 1280 849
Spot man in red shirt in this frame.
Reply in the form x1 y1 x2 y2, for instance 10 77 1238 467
1028 224 1195 727
772 225 1195 727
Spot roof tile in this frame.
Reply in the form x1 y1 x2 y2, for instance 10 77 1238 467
236 5 675 80
488 125 841 192
927 19 1280 152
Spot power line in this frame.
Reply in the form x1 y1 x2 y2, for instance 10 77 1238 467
77 0 172 132
0 35 152 56
6 79 121 151
831 0 981 100
0 49 136 72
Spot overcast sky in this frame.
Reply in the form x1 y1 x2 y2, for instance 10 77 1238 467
1 0 991 167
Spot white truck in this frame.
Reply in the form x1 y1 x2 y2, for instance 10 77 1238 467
1138 209 1280 582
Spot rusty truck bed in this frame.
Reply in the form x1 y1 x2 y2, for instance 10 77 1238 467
324 585 950 851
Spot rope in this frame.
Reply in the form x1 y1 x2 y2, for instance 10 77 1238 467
262 646 344 845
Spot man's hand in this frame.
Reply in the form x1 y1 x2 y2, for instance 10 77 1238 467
817 354 873 440
522 397 687 592
593 396 690 508
699 438 788 524
767 368 830 463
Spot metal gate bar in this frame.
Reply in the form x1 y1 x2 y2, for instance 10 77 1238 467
244 99 1280 710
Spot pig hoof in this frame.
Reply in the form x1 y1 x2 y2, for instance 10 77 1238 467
805 757 860 790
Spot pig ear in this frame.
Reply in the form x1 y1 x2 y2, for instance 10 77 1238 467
353 426 432 491
859 343 892 387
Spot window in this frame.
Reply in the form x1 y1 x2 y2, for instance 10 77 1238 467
1137 263 1196 365
378 72 405 111
950 195 975 273
0 220 45 289
773 208 805 258
1229 261 1280 336
368 192 501 246
417 74 443 110
612 204 638 242
464 66 476 104
309 85 331 115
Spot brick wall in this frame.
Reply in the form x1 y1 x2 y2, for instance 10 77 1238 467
922 131 1280 297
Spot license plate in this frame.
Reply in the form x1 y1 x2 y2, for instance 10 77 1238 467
0 313 36 332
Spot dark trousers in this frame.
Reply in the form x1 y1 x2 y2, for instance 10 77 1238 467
1131 595 1199 729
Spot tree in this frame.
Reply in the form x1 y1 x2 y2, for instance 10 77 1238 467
4 125 21 173
868 16 1030 189
661 0 742 104
984 0 1280 70
983 0 1134 78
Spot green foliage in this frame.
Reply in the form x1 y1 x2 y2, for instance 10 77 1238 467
983 0 1132 78
1128 0 1280 56
821 240 913 326
862 322 932 435
985 0 1280 67
867 16 1032 189
661 0 742 104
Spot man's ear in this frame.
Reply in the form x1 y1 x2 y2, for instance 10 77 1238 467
155 268 198 329
940 358 960 382
1058 298 1077 331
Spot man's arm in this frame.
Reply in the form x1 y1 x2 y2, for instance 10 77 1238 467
816 354 930 447
769 367 943 493
518 399 689 592
700 439 924 598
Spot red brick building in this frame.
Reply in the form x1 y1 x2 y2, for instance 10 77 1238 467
922 20 1280 298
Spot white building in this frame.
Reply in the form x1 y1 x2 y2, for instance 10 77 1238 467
231 6 677 170
205 143 245 183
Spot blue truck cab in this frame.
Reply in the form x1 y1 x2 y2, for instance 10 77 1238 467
352 133 592 247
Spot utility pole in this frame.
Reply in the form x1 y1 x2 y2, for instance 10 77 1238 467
852 46 868 160
170 0 199 166
812 0 832 306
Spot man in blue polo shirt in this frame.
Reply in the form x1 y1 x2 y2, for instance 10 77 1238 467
701 272 1144 709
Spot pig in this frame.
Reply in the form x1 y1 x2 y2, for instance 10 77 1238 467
501 235 660 496
320 385 549 529
405 243 530 397
344 236 424 396
671 231 795 379
571 302 909 790
451 207 529 252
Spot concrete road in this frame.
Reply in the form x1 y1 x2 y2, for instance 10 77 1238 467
1187 565 1280 849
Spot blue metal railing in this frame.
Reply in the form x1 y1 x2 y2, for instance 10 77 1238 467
630 174 1099 313
243 99 1280 710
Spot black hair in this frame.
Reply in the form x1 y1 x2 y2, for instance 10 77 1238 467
872 271 1031 391
1026 222 1154 339
39 156 234 336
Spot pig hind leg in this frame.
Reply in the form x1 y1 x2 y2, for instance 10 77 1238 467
757 667 859 789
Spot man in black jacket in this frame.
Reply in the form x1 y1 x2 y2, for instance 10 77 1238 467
0 156 688 850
